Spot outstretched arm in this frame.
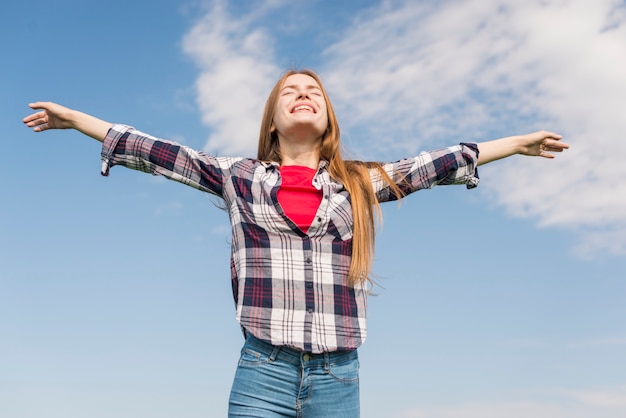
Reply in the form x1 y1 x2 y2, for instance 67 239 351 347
23 102 112 142
477 130 569 166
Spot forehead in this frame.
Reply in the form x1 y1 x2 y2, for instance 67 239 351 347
281 74 322 90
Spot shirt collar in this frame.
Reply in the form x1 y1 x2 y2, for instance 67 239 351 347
260 159 328 171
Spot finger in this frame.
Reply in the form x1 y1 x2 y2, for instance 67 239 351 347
22 111 46 124
33 123 49 132
540 142 570 158
34 117 49 127
23 116 47 127
545 140 570 151
540 130 563 140
28 101 51 110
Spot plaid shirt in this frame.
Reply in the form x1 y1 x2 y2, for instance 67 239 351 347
101 124 479 353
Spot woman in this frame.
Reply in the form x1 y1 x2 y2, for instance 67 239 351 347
23 69 569 417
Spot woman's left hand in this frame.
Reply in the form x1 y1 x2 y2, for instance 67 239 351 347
517 130 570 159
477 130 570 165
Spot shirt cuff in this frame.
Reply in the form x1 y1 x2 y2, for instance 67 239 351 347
100 124 133 176
460 142 480 189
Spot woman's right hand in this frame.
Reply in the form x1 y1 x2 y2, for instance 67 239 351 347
23 102 77 132
23 102 112 142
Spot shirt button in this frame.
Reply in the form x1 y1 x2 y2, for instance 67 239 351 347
307 308 313 313
317 217 322 222
305 257 312 263
306 282 313 288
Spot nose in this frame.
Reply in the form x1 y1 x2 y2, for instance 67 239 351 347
296 88 310 100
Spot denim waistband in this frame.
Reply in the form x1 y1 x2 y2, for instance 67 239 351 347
244 334 358 368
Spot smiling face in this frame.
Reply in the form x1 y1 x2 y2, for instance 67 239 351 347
271 73 329 145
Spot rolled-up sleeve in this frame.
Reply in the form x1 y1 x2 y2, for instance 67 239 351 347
372 142 480 202
100 124 241 197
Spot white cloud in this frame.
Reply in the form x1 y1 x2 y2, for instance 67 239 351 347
320 0 626 257
181 1 282 155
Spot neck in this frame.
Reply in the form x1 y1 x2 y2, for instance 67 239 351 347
277 133 320 169
280 147 319 168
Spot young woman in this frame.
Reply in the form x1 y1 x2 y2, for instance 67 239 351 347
23 69 569 417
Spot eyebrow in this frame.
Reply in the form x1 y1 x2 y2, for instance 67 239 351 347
280 84 322 91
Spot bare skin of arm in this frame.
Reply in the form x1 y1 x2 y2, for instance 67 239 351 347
477 130 569 166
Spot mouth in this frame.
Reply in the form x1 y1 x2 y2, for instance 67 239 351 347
291 103 316 113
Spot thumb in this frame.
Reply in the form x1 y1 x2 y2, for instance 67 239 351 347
29 101 48 110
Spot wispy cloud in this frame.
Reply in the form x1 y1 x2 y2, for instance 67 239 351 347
502 335 626 349
181 0 283 155
395 386 626 418
575 336 626 347
182 0 626 258
396 401 566 418
563 386 626 409
322 0 626 256
153 200 184 216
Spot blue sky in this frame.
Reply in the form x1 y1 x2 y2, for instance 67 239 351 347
2 0 625 417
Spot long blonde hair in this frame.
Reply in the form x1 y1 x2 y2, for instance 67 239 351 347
258 69 404 286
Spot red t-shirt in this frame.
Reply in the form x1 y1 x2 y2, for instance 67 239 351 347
277 166 323 233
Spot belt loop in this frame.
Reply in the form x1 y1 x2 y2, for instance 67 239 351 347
269 345 281 362
323 352 330 373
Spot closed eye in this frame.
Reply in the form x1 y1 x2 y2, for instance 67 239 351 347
280 85 323 97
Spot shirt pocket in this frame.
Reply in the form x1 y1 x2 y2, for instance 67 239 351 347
324 190 354 241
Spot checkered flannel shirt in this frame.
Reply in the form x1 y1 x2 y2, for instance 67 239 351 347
101 124 479 353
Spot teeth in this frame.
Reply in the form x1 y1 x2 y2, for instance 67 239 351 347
294 105 313 112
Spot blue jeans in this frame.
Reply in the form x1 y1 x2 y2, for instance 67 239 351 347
228 334 360 417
